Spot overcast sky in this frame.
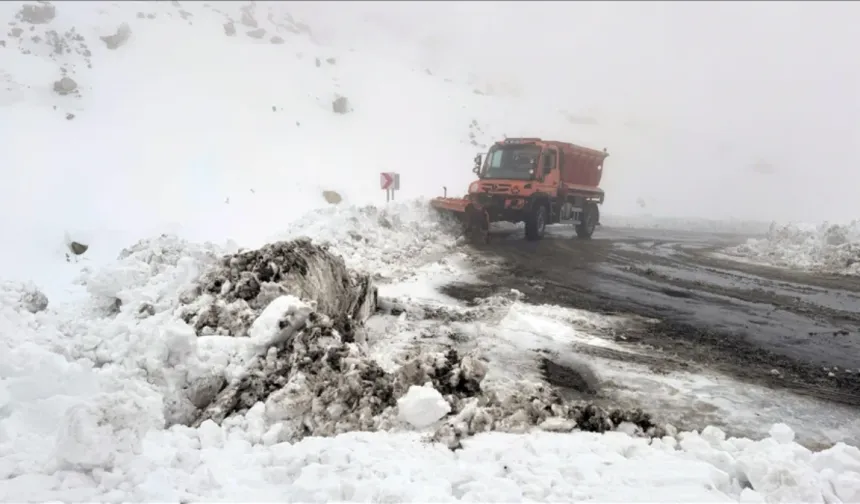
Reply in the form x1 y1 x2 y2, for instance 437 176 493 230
288 1 859 222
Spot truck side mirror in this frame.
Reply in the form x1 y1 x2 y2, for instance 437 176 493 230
473 153 482 174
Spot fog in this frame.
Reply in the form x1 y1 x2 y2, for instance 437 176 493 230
288 1 859 223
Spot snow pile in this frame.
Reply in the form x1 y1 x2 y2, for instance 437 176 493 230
280 200 462 279
725 221 860 275
165 238 379 426
179 239 377 337
7 235 223 381
185 314 665 447
80 234 226 310
0 282 168 478
7 236 233 455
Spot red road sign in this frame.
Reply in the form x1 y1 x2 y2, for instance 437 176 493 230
380 172 394 190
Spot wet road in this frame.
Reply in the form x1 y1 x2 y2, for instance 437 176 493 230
443 224 860 407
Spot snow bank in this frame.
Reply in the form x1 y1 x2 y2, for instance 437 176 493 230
280 200 462 279
724 221 860 275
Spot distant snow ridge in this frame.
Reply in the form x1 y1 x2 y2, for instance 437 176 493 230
281 200 462 279
726 221 860 275
601 214 771 235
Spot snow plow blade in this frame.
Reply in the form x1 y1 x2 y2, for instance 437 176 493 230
430 197 489 243
430 197 471 214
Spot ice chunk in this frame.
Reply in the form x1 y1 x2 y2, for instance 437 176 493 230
248 294 309 347
397 384 451 428
769 423 795 445
539 417 577 432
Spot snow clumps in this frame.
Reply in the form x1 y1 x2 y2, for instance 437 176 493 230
0 280 49 313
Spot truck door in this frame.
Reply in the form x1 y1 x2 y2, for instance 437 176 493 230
539 147 558 184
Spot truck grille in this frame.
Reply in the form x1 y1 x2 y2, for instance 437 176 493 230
474 193 507 207
480 183 513 193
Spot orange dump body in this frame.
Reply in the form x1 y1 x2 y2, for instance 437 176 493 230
547 140 607 189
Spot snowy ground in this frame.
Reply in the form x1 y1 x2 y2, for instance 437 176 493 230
373 272 860 447
2 1 860 502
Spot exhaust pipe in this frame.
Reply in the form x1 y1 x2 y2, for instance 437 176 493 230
443 186 447 197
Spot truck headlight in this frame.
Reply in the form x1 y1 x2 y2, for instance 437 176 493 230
469 182 479 193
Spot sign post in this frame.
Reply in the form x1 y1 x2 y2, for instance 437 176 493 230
380 172 400 202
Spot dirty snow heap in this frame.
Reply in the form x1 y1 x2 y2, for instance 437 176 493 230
168 238 664 446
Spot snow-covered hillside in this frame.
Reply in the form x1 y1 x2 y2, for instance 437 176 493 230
1 2 464 242
2 1 860 502
0 1 614 248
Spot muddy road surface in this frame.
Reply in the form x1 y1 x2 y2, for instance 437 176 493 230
443 224 860 408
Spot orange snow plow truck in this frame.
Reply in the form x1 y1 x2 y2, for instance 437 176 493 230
431 137 608 242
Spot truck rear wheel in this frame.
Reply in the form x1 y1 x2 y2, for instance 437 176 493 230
525 204 547 241
575 202 599 239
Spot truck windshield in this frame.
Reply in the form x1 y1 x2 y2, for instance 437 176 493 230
482 145 541 180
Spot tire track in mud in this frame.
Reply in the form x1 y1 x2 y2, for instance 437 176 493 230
441 227 860 408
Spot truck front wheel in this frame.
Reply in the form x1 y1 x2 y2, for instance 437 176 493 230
525 204 547 241
575 202 599 239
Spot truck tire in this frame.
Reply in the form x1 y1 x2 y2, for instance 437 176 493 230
525 203 547 241
575 202 599 239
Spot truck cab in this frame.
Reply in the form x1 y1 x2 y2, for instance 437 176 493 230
475 138 553 181
470 138 606 198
